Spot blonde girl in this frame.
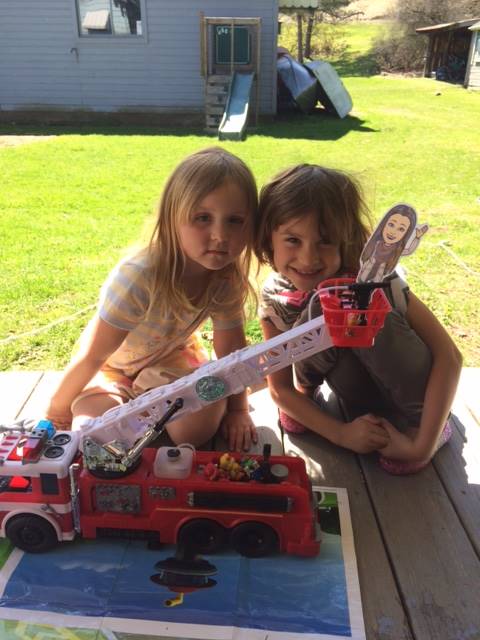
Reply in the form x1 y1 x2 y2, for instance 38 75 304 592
255 164 461 474
46 147 258 451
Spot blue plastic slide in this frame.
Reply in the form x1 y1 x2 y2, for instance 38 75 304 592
218 72 255 141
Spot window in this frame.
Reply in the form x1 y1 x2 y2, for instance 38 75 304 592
40 473 60 496
215 26 251 65
76 0 143 37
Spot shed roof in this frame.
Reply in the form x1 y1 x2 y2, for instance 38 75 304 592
469 21 480 31
416 18 480 34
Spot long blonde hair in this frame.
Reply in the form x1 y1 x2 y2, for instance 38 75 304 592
146 147 257 322
255 164 371 273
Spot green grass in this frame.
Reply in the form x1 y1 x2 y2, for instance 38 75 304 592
341 20 394 56
1 23 480 368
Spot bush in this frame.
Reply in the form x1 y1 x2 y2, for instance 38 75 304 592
372 31 426 72
309 22 349 59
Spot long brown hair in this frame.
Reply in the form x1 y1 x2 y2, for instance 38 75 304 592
146 147 257 322
255 164 371 273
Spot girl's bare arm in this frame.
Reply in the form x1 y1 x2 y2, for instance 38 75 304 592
213 324 257 451
45 316 128 427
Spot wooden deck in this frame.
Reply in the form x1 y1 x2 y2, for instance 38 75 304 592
0 369 479 640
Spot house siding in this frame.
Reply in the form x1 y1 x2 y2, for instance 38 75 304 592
0 0 277 114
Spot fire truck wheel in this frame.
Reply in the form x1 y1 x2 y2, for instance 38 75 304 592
230 522 278 558
177 519 226 554
6 515 58 553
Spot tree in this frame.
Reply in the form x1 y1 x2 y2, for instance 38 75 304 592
395 0 479 27
281 0 359 62
372 0 480 72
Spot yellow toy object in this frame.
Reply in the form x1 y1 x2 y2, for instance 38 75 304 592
219 453 235 471
165 593 184 607
219 453 246 480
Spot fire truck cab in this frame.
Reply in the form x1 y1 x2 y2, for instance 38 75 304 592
0 429 80 552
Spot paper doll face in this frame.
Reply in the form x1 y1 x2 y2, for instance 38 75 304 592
382 213 411 245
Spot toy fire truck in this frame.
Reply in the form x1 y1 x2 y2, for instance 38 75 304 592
0 281 391 556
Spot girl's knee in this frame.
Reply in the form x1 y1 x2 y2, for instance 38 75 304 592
167 419 219 447
166 401 225 447
71 394 122 430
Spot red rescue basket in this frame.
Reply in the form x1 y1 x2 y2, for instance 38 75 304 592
318 277 391 347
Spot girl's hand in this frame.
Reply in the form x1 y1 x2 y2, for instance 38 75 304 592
221 409 258 452
378 419 429 463
337 414 390 454
45 400 73 431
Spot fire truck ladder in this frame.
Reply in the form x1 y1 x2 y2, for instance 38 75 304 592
80 315 332 451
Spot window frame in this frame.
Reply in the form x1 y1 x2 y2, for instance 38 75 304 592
75 0 147 40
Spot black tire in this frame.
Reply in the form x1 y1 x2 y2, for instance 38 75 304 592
6 514 58 553
230 522 278 558
177 519 226 555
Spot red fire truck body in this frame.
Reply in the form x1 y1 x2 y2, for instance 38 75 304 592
0 431 321 557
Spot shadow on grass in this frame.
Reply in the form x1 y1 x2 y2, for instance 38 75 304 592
329 51 379 77
0 110 377 142
258 109 377 140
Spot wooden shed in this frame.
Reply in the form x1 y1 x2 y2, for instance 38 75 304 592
416 17 480 89
465 21 480 89
0 0 279 127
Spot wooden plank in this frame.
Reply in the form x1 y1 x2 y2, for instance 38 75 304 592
207 74 231 83
206 84 229 96
15 370 63 421
433 369 480 556
0 371 43 425
360 455 480 640
285 431 413 640
456 367 480 425
433 415 480 556
205 105 225 115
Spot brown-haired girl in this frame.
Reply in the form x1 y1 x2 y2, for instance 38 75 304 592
45 147 258 451
255 164 461 474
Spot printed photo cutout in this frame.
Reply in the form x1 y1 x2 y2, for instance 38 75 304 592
357 203 428 283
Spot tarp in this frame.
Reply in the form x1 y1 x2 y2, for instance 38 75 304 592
277 53 318 113
305 60 353 118
277 52 353 118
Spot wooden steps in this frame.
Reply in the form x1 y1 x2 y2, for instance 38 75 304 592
205 74 231 133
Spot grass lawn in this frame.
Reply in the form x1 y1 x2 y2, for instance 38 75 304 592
1 22 479 369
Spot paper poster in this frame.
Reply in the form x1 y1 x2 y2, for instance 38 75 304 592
0 487 365 640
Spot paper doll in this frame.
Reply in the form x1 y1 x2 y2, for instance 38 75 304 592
357 203 428 283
